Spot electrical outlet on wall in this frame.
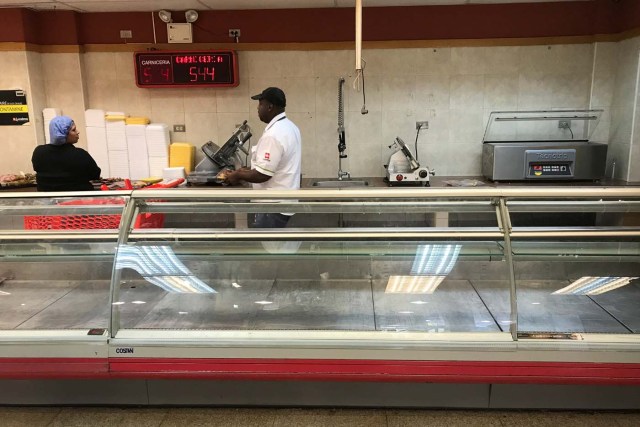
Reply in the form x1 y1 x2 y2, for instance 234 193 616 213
416 121 429 130
558 120 571 129
173 124 186 132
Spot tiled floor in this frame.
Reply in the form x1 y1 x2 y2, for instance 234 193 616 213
0 407 638 427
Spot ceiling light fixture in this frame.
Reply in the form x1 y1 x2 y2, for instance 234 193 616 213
158 10 172 23
553 276 638 295
185 10 199 23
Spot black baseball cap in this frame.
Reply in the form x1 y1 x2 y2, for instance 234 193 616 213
251 87 286 108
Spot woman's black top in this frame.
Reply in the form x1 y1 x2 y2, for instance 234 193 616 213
31 144 101 191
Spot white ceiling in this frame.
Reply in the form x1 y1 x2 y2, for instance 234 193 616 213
0 0 587 13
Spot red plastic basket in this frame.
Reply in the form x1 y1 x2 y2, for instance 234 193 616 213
23 197 164 230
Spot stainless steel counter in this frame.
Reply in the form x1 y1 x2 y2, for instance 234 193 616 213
301 176 639 189
4 176 637 193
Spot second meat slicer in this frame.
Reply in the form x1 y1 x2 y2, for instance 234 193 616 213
384 136 433 186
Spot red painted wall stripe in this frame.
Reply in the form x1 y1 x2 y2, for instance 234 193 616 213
0 0 638 45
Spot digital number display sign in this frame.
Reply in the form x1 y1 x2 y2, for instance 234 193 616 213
134 50 238 88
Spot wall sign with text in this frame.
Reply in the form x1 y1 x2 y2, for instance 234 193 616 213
134 50 238 88
0 90 29 126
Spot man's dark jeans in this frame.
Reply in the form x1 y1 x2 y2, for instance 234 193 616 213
251 213 291 228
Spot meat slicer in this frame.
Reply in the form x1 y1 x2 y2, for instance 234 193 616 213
384 137 434 186
187 121 252 185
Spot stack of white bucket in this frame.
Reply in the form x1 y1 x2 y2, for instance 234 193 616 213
125 124 150 180
84 109 110 177
145 124 171 178
104 112 130 179
84 110 171 179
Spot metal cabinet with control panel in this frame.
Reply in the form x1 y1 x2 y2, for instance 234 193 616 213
481 110 608 181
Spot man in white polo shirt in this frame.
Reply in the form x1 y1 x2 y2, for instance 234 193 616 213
224 87 302 228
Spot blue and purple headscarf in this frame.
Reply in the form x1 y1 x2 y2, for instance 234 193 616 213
49 115 74 145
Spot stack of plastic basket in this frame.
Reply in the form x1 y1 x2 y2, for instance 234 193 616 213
23 197 164 230
23 178 185 230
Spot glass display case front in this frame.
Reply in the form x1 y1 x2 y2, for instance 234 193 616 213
110 189 512 345
507 196 640 339
0 193 127 333
112 240 509 334
1 187 639 383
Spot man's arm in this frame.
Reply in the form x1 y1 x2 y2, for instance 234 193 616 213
225 167 271 185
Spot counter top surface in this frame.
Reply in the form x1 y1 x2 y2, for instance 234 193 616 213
300 176 639 188
2 176 639 193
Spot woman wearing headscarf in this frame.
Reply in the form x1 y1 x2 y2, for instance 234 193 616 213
31 115 101 191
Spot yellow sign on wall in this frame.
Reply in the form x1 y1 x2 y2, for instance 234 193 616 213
0 105 28 113
0 90 29 126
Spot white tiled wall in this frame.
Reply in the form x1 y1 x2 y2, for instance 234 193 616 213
608 37 640 182
1 38 638 179
0 51 40 172
41 52 88 146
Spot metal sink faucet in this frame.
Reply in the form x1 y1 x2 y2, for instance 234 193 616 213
338 169 350 181
337 77 350 181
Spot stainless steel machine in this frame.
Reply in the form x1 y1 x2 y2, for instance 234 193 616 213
481 110 608 181
384 136 433 186
187 121 252 185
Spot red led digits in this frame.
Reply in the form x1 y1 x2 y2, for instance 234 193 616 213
160 67 170 81
143 66 170 83
196 55 221 64
143 67 152 83
189 66 215 82
176 55 199 64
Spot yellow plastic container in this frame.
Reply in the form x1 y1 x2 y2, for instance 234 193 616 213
125 116 150 125
169 143 195 173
